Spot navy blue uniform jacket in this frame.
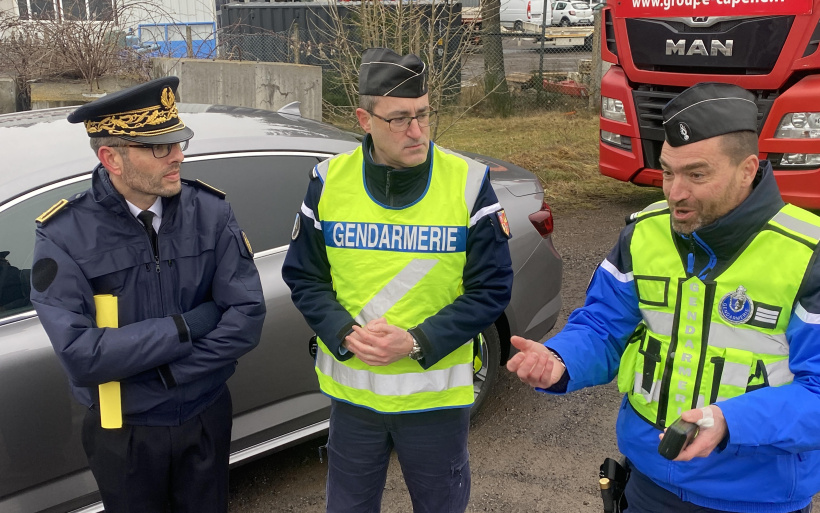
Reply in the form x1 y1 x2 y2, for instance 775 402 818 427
31 166 266 426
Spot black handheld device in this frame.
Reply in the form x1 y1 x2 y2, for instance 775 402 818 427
658 418 698 460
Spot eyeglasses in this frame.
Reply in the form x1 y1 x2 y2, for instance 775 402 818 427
114 140 189 159
368 110 437 133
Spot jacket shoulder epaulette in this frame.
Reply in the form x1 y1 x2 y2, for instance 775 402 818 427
183 179 226 199
35 191 86 226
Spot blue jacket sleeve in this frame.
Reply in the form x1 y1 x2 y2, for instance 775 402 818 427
410 174 513 368
282 174 358 360
545 224 643 392
31 231 193 387
717 257 820 455
165 207 266 386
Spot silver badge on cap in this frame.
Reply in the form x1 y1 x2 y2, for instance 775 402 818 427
679 122 691 142
719 285 754 325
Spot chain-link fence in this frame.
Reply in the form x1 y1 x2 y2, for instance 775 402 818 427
217 20 598 117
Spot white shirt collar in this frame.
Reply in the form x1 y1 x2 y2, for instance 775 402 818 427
126 197 163 232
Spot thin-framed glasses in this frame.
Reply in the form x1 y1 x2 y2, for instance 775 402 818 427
114 140 189 159
368 110 437 133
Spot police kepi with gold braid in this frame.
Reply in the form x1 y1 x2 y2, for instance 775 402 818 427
67 76 194 144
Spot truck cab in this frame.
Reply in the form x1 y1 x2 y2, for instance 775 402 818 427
598 0 820 208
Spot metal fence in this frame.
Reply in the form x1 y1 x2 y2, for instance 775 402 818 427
216 25 598 116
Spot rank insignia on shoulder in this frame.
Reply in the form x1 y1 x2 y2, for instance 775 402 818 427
36 199 69 225
184 179 226 199
496 209 512 239
241 230 254 257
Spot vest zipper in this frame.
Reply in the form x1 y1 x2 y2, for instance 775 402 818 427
686 235 696 276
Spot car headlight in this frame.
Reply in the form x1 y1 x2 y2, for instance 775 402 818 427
775 112 820 138
601 96 626 122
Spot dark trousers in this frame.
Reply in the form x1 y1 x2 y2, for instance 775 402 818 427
326 400 471 513
625 463 812 513
82 387 232 513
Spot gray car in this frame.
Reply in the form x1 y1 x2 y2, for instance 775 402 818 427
0 103 562 513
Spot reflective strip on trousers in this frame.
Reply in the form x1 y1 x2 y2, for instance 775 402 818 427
316 350 474 396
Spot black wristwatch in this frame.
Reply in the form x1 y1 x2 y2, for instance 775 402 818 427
408 334 424 361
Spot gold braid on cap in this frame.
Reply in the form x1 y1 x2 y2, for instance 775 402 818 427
84 87 186 137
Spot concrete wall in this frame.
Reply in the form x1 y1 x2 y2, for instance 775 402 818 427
29 76 142 110
153 58 322 121
0 76 16 114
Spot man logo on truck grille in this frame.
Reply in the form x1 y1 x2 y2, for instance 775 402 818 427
666 39 733 57
679 122 690 142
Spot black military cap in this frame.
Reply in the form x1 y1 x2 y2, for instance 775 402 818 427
662 82 758 147
359 48 428 98
67 76 193 144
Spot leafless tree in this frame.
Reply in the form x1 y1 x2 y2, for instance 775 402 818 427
312 0 484 139
0 0 190 109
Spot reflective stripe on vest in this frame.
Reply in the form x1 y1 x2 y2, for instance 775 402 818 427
618 202 820 428
313 144 489 413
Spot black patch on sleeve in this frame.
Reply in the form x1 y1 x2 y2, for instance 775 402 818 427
157 364 177 389
172 314 190 343
31 258 58 292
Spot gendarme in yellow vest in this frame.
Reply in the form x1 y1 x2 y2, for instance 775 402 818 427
314 144 488 413
618 201 820 428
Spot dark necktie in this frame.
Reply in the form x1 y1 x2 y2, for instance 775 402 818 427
137 210 159 259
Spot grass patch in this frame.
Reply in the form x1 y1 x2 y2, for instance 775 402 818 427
434 110 663 211
325 109 664 211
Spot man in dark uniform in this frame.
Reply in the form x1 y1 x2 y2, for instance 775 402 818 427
282 48 514 512
509 82 820 512
30 76 266 513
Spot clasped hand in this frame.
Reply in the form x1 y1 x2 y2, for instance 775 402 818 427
345 318 414 366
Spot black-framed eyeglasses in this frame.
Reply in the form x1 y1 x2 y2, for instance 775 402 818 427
368 110 437 133
114 140 189 159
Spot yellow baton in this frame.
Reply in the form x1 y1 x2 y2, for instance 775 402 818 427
94 294 121 429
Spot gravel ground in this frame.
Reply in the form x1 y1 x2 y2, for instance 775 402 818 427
227 191 820 512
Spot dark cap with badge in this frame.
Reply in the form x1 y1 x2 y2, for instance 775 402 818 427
662 82 758 147
67 76 193 144
359 47 428 98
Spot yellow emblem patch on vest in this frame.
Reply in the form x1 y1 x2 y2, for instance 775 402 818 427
242 231 254 257
35 199 69 225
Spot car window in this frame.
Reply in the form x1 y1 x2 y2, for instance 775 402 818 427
573 2 590 8
182 154 324 252
555 2 565 8
0 178 90 320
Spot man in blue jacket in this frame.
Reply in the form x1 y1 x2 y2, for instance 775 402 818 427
282 48 513 512
509 82 820 512
30 77 266 513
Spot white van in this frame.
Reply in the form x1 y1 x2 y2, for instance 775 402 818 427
499 0 544 31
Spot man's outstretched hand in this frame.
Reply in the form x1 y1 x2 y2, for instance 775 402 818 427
506 336 566 389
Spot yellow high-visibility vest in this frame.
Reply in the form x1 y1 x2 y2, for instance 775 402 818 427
619 201 820 428
314 144 487 413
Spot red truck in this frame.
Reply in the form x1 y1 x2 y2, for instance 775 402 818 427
598 0 820 208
